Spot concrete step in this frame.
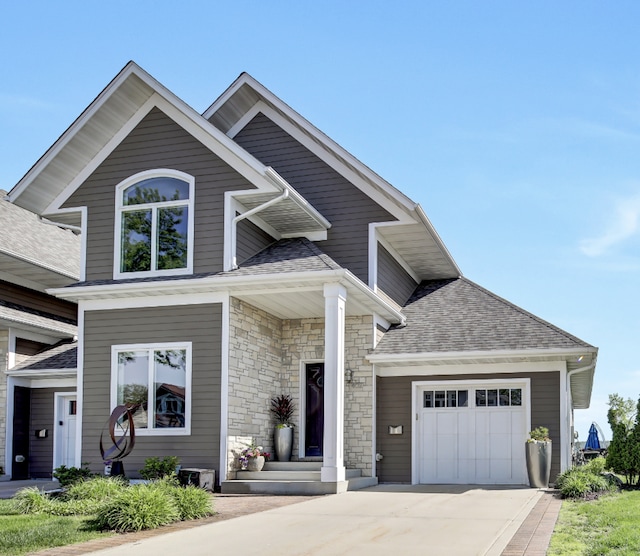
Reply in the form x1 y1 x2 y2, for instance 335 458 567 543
263 461 322 472
236 470 321 481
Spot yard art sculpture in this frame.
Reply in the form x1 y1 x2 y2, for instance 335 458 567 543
100 404 136 476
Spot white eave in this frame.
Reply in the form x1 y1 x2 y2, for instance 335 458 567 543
48 269 405 325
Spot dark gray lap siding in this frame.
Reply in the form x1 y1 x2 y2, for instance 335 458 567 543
82 304 222 478
376 372 561 483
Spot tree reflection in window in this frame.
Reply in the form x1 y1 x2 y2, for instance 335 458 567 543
120 177 189 273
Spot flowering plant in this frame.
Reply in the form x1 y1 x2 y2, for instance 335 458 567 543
239 443 271 468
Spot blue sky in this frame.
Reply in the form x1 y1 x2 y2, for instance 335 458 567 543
2 2 639 441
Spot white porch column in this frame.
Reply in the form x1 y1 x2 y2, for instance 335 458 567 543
321 283 347 482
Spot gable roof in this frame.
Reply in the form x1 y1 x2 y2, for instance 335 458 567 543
205 73 461 281
371 278 597 408
5 63 329 239
0 190 80 288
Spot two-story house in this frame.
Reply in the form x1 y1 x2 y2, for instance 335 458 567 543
1 192 79 479
6 62 597 492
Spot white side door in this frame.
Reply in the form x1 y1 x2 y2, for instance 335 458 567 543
54 393 77 470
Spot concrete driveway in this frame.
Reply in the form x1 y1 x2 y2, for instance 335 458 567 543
91 484 542 556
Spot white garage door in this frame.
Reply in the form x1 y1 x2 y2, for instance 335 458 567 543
417 382 528 484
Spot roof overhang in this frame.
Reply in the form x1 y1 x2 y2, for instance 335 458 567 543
49 269 405 325
368 347 597 409
0 252 79 289
6 63 330 239
0 305 77 338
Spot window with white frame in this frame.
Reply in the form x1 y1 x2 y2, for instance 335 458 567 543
111 343 191 434
115 170 194 278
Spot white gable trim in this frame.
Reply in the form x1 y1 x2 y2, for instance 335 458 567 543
226 101 416 224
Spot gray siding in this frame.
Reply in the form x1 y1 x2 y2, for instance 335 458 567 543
376 372 561 483
236 217 274 265
62 108 257 281
0 280 77 323
82 304 222 479
233 113 396 284
377 244 418 306
30 387 75 478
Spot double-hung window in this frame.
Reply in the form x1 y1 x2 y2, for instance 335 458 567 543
111 343 192 435
114 170 194 278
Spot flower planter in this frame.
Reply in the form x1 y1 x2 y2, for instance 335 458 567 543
274 425 294 462
246 455 265 472
526 440 552 488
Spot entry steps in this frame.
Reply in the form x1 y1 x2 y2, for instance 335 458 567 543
221 460 377 495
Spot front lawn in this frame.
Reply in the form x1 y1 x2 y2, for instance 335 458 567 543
0 499 111 555
548 490 640 555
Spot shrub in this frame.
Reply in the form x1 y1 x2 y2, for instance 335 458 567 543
64 476 127 502
53 464 93 486
93 483 180 532
139 456 180 480
583 456 608 476
12 487 51 514
555 458 618 499
169 484 213 520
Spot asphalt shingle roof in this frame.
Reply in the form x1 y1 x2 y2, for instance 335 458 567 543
375 278 594 355
0 189 80 279
226 238 343 276
13 340 77 371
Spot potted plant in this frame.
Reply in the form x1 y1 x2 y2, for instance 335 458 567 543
526 426 552 488
239 443 270 472
271 394 295 462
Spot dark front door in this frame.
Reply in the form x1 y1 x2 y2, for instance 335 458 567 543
12 386 31 479
305 363 324 457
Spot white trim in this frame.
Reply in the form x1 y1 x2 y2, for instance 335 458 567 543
49 207 88 282
372 314 390 349
110 342 192 437
75 306 85 466
377 360 566 377
411 378 531 485
53 392 78 471
113 169 195 280
82 292 227 312
227 101 416 223
219 297 230 481
372 223 421 285
369 347 597 364
560 367 570 472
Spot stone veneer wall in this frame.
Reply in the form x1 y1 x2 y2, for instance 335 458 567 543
228 298 376 479
227 298 282 478
0 330 7 474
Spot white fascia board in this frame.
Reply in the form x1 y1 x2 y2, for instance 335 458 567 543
377 360 566 377
6 368 76 379
414 204 461 277
368 347 597 364
205 76 419 217
0 250 79 282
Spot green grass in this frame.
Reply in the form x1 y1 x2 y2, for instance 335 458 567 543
0 499 111 555
548 490 640 555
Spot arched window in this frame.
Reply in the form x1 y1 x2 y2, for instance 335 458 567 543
114 170 194 277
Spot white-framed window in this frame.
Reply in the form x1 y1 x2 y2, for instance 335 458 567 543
110 342 192 436
114 169 194 279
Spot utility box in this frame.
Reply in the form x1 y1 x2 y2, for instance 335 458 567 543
178 468 215 491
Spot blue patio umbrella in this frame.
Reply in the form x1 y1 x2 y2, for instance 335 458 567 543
584 423 601 451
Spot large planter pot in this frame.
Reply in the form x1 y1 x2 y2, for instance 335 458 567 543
274 425 294 462
246 455 265 472
526 440 552 488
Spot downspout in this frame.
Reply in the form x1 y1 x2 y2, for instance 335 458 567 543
230 187 289 269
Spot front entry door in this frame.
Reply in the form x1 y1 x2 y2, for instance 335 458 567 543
305 363 324 457
54 394 77 469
